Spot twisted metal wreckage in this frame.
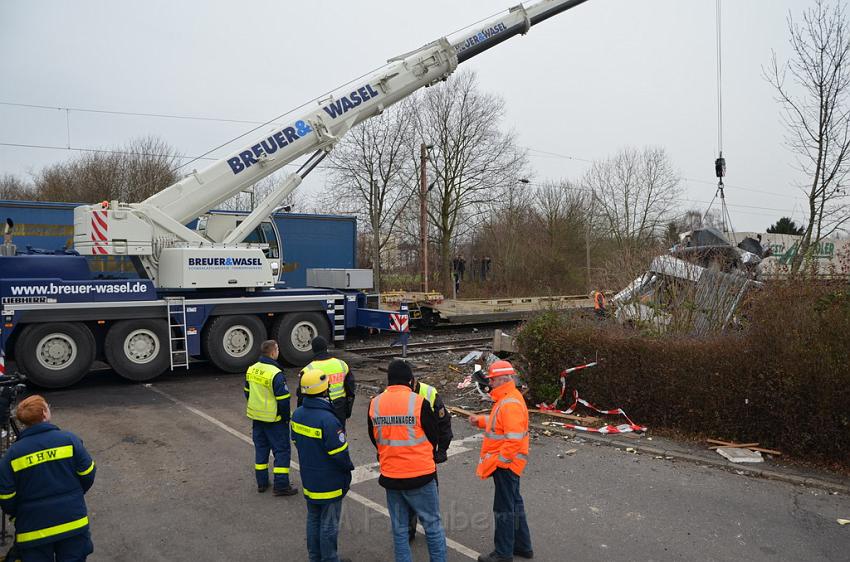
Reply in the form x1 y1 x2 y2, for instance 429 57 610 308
612 227 771 335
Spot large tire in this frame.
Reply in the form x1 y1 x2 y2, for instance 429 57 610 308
271 312 331 366
104 319 170 382
202 315 266 373
15 322 95 388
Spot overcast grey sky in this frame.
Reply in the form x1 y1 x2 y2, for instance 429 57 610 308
0 0 821 231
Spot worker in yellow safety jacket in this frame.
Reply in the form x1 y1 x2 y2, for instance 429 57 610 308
245 340 297 496
469 360 532 562
300 336 355 429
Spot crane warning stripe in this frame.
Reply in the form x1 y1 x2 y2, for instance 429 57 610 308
390 314 409 332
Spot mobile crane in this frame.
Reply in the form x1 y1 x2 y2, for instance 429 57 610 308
0 0 591 388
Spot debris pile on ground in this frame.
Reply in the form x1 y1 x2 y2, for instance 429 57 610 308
707 439 782 461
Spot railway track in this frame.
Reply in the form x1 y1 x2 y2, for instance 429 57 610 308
349 336 492 358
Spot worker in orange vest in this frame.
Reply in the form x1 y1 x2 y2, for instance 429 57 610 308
368 359 446 562
593 289 606 318
469 360 532 562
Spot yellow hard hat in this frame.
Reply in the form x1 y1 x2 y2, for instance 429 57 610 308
300 368 329 395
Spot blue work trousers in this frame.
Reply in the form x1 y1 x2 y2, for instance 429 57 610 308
306 499 343 562
252 420 291 490
492 468 532 557
385 480 446 562
18 531 93 562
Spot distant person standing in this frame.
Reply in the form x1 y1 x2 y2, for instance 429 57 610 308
0 395 96 562
244 340 297 496
369 360 447 562
301 336 355 430
470 361 532 562
292 368 355 562
593 290 606 318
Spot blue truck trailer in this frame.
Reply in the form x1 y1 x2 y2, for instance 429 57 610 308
0 199 407 388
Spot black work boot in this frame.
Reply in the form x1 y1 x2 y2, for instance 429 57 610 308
273 485 298 496
478 552 513 562
514 549 534 559
257 484 268 493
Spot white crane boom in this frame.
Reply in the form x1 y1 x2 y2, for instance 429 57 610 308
73 0 590 289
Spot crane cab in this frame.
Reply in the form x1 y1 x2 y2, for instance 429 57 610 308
196 212 282 280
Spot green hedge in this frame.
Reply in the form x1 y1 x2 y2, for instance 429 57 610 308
515 281 850 464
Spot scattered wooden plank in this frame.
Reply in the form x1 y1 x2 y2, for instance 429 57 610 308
748 446 782 456
708 442 760 450
528 408 600 425
447 406 478 418
707 439 782 456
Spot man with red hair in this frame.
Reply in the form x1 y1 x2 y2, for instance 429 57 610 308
0 395 96 561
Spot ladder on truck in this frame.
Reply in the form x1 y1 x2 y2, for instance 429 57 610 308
165 297 189 370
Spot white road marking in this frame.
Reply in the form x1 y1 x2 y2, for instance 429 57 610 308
147 384 481 559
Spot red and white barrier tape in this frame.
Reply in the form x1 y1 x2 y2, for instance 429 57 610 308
536 362 646 434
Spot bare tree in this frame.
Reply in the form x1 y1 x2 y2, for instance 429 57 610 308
34 136 181 203
765 0 850 272
532 181 589 289
323 100 418 291
415 71 528 294
582 146 682 247
0 174 34 200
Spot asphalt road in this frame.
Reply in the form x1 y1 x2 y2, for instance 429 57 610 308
31 365 850 562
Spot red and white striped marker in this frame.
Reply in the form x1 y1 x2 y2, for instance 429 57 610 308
537 361 647 434
389 313 409 332
90 208 109 255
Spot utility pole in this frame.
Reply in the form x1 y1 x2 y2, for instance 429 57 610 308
585 188 595 293
420 143 431 293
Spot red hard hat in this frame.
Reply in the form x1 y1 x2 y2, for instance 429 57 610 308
487 360 515 379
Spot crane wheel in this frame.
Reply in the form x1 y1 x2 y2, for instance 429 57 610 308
104 319 170 382
271 312 331 366
15 322 95 388
202 315 266 373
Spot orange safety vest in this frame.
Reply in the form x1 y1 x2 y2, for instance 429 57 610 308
369 386 436 479
476 381 529 479
594 291 605 310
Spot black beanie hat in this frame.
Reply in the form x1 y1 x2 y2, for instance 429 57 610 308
311 336 328 354
387 359 413 385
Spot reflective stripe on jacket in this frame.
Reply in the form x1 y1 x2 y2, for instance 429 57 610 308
0 423 95 547
291 397 354 504
417 382 437 408
369 386 435 479
246 361 288 422
307 358 349 402
475 381 529 478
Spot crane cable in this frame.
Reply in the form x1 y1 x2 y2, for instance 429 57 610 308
704 0 736 239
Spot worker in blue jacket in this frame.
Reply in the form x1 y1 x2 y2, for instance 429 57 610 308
245 340 297 496
0 395 96 562
291 368 354 562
